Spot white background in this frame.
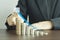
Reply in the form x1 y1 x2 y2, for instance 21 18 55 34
0 0 18 29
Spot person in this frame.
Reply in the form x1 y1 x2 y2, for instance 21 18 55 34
5 0 60 30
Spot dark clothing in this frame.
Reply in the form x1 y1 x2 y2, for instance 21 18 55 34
16 0 60 30
5 22 16 30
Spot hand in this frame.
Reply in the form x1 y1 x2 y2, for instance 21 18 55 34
6 11 24 27
31 21 53 30
6 12 17 26
6 12 20 26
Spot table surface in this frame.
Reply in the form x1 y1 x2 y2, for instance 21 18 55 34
0 29 60 40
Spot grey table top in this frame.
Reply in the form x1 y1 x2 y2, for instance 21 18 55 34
0 29 60 40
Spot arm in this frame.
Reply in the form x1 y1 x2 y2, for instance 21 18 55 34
31 17 60 30
31 0 60 30
31 21 53 30
5 0 28 30
16 0 28 19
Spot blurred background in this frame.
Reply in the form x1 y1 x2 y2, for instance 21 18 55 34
0 0 18 29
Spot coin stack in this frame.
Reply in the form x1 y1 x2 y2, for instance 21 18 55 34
16 18 48 36
16 18 22 35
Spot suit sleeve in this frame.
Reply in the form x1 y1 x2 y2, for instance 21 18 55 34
50 0 60 30
16 0 28 19
51 17 60 30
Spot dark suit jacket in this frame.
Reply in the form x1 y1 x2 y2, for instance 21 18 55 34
16 0 60 30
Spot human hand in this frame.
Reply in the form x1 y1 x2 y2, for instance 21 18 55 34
31 21 53 30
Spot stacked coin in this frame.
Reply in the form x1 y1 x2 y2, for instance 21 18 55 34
16 18 22 35
16 18 48 36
